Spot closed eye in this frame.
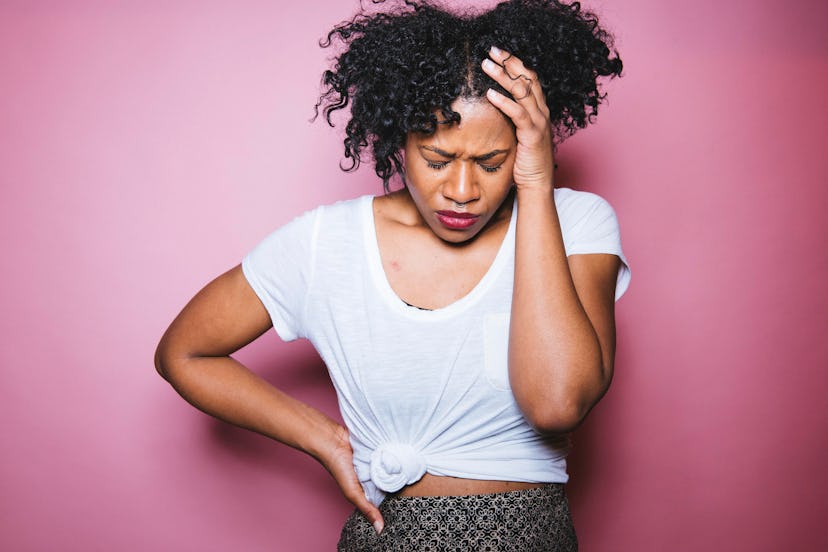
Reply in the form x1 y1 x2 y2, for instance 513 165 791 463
426 160 449 170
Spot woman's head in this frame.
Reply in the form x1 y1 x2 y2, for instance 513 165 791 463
316 0 622 190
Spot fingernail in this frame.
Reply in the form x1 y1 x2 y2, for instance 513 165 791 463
490 45 502 56
482 58 496 71
373 520 384 534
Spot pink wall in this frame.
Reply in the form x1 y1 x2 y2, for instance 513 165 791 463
1 1 825 550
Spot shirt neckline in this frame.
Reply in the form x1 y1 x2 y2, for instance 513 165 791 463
362 194 516 320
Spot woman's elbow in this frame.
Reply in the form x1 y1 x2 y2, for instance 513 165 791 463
520 383 610 433
154 343 172 381
154 339 186 383
523 400 588 434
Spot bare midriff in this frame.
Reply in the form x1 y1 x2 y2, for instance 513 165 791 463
396 474 546 497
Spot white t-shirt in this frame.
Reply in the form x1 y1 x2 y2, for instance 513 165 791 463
242 188 630 505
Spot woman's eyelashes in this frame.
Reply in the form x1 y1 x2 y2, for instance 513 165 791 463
425 159 503 173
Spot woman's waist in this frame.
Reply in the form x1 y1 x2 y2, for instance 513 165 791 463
355 439 570 492
395 474 547 497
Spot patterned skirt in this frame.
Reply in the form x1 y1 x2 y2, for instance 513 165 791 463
338 484 577 551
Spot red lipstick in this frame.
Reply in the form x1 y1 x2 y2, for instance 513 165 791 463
435 210 480 230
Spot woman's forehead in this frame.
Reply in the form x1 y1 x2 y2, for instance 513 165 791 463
418 99 515 151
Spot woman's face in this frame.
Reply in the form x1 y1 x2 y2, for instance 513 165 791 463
403 98 517 244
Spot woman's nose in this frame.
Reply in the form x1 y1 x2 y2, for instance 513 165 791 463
443 162 479 205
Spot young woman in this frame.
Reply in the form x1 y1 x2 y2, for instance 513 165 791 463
156 1 629 549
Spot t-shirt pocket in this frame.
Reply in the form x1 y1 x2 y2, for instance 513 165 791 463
483 313 511 390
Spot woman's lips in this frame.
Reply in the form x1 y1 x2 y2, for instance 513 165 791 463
435 210 480 230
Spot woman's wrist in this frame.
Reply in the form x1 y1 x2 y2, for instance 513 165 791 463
515 182 555 197
299 413 348 463
515 184 558 219
514 168 555 195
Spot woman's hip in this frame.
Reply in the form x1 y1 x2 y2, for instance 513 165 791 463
338 483 577 551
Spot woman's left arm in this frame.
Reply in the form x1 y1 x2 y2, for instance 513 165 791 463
484 47 620 433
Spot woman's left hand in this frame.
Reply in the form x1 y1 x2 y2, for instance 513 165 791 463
482 46 555 193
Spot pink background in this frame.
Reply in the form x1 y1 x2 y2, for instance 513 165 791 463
1 0 826 550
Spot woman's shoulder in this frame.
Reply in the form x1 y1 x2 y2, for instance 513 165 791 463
554 186 613 211
277 194 375 233
250 194 374 253
311 194 374 218
553 187 619 229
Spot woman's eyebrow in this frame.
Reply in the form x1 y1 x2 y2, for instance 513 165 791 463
420 146 456 158
473 150 509 161
420 146 509 160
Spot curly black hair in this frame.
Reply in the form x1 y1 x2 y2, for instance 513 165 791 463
316 0 622 190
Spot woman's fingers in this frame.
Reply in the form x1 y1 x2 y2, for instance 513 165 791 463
335 460 383 532
481 49 550 145
323 428 385 534
483 46 548 118
482 59 534 119
485 87 532 129
339 470 384 534
482 46 555 191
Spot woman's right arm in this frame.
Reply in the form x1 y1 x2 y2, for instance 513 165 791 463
154 265 384 532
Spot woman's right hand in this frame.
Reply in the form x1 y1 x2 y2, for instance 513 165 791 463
321 425 385 534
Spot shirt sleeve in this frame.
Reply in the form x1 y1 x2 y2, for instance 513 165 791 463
241 206 322 341
557 189 631 301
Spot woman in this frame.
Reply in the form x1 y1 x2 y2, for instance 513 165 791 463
155 1 629 549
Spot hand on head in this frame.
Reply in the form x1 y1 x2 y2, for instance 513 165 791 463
482 47 555 194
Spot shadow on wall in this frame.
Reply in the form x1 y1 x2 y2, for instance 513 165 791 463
567 338 636 480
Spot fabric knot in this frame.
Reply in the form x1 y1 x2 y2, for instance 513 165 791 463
368 442 427 493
